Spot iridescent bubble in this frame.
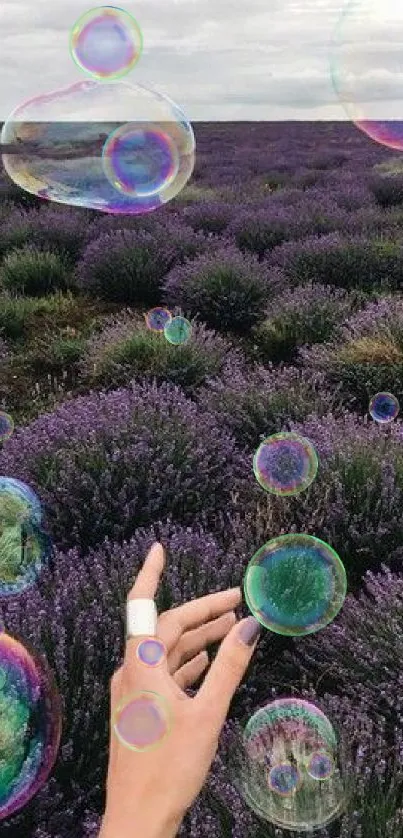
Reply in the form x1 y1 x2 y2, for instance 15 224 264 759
1 81 195 215
145 307 172 332
268 763 301 796
0 477 42 527
113 690 171 751
234 697 349 831
136 638 166 668
244 534 347 636
69 6 143 82
0 631 61 820
253 432 318 496
369 392 400 424
102 123 180 197
0 412 14 443
163 316 192 346
330 0 403 150
306 751 334 781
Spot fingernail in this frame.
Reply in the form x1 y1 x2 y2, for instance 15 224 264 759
238 616 261 647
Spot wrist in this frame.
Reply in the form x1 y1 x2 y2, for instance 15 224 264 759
99 802 183 838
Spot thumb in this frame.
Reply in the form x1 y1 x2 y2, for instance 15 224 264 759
195 616 261 734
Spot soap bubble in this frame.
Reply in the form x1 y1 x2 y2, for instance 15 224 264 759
1 80 195 215
145 307 172 332
102 122 180 197
253 432 318 496
369 391 400 423
233 697 349 831
331 0 403 150
0 412 14 443
136 638 166 667
268 763 301 796
113 689 171 751
306 751 334 781
0 477 42 527
244 533 347 636
0 631 61 820
163 316 192 346
69 6 143 82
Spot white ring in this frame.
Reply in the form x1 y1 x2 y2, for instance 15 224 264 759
126 599 158 638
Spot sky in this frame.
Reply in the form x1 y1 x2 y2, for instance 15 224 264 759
0 0 400 122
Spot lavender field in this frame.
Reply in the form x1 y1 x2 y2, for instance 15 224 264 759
1 119 403 837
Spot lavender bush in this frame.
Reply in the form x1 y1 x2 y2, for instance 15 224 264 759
0 246 73 296
300 295 403 411
0 205 95 264
269 232 403 292
197 363 342 449
180 201 237 235
80 312 243 394
369 172 403 207
76 221 208 305
0 380 254 552
162 244 279 333
276 565 403 736
251 284 362 363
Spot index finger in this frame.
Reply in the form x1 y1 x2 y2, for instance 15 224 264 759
128 542 165 600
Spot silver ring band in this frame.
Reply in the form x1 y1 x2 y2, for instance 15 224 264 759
126 599 158 638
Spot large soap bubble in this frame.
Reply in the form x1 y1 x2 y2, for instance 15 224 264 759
232 697 350 831
0 477 50 596
1 80 195 215
0 631 61 819
331 0 403 149
244 534 347 636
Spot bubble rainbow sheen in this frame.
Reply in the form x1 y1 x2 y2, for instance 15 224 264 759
69 6 143 81
113 690 171 752
0 413 14 443
369 392 400 424
253 432 318 496
330 0 403 150
102 123 180 197
268 763 300 796
235 697 347 831
0 631 61 820
145 307 172 332
163 316 192 346
306 751 334 781
1 81 195 216
244 534 347 636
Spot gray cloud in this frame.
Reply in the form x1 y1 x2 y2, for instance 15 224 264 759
0 0 400 122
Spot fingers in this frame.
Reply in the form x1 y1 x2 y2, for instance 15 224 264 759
173 651 210 691
107 667 123 779
167 611 236 674
195 616 261 735
127 542 165 601
158 587 241 653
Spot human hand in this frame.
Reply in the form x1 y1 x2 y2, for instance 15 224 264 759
100 542 261 838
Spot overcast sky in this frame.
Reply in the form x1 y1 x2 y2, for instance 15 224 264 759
0 0 399 122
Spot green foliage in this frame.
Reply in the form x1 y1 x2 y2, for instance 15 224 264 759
0 245 72 296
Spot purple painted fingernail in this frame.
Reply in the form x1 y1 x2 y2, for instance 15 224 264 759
238 616 261 647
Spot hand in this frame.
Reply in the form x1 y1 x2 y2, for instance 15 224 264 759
100 542 261 838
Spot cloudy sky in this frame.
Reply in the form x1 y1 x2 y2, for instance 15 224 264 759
0 0 400 122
